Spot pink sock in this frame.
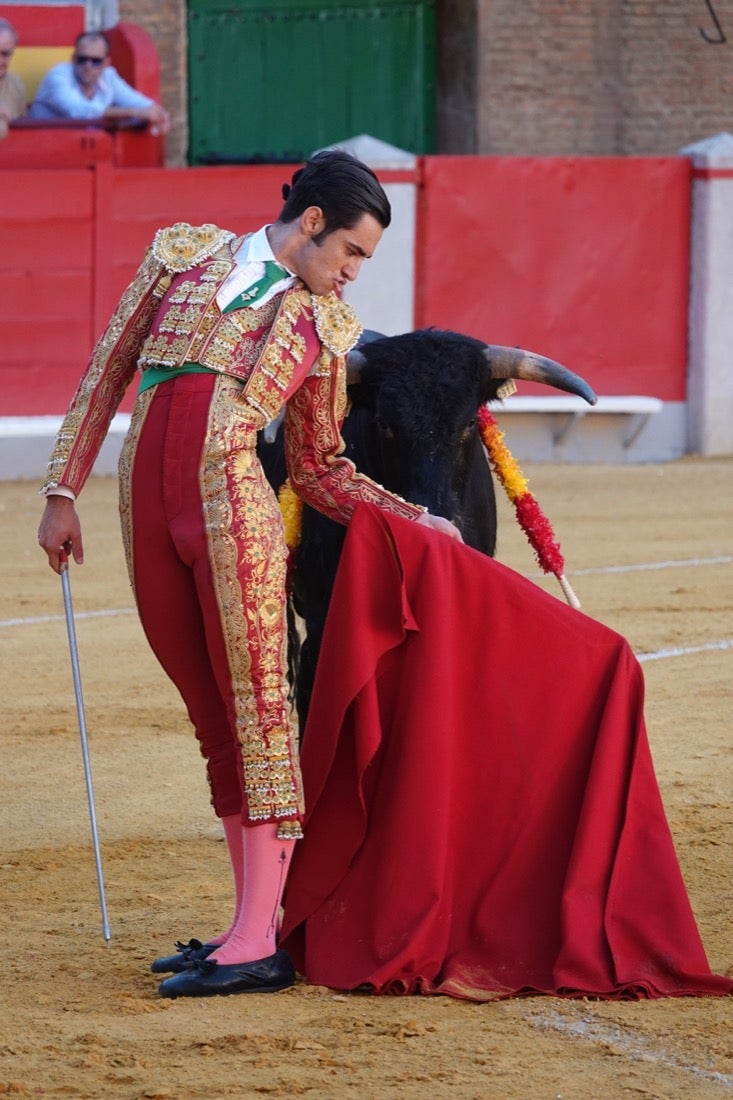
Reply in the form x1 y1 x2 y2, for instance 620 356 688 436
210 822 294 965
206 813 246 946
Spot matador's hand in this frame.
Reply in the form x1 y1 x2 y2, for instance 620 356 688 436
416 512 464 542
38 496 84 574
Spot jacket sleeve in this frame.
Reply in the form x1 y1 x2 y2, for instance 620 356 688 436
42 247 168 496
283 345 424 526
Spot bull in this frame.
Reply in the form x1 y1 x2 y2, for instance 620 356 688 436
259 328 596 726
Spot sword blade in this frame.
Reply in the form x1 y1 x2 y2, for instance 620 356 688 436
59 556 111 942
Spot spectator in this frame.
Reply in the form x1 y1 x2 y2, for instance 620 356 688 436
0 18 26 140
29 30 169 134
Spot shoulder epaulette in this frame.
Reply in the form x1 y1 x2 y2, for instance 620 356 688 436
311 293 364 356
152 222 236 273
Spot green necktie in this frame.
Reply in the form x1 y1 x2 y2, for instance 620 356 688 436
223 260 288 313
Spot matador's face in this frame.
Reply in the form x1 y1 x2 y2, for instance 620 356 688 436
293 212 383 298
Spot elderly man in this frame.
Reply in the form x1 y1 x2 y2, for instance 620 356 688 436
0 18 26 139
29 29 169 134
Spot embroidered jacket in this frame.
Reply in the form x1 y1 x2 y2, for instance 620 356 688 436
42 222 423 525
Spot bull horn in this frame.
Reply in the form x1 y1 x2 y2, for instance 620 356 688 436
346 346 368 386
345 329 386 384
483 345 597 405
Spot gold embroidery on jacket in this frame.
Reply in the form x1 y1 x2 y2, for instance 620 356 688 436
157 303 201 335
137 279 288 383
153 272 173 299
187 299 225 364
236 290 313 421
152 223 235 273
169 280 195 303
200 304 274 373
284 367 422 526
311 292 363 355
201 260 234 283
313 343 334 379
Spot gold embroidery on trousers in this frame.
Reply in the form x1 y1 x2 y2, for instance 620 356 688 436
201 375 304 830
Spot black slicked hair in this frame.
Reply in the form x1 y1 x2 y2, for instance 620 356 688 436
278 150 391 242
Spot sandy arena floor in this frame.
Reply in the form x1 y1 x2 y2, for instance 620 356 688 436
0 457 731 1099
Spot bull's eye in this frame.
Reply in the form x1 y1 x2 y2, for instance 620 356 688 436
375 414 395 441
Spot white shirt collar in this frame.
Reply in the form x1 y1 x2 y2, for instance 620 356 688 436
237 225 293 274
218 224 297 311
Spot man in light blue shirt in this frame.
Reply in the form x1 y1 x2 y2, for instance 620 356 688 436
29 30 169 134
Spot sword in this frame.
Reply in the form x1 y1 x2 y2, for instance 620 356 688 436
59 544 111 942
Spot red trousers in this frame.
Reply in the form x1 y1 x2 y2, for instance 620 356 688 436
118 372 304 834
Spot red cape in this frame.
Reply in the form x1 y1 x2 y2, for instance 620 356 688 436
281 504 732 1001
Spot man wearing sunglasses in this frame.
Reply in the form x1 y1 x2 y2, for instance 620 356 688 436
29 30 169 135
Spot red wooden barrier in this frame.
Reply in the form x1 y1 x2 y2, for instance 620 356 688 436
2 169 96 414
1 165 299 415
0 3 84 44
0 157 691 416
416 157 690 401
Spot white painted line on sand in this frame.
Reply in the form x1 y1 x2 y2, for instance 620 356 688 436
4 554 733 670
529 1008 733 1088
3 610 729 668
636 638 732 663
0 608 136 628
569 554 732 576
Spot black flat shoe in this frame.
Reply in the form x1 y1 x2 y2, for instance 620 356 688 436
158 949 296 998
150 938 218 974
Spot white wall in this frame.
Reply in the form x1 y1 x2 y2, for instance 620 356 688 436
682 132 733 456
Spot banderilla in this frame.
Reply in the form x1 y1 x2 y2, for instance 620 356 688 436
59 544 111 942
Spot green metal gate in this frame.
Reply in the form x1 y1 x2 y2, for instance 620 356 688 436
187 0 435 164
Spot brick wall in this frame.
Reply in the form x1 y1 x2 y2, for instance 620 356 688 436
475 0 733 155
118 0 732 160
118 0 187 165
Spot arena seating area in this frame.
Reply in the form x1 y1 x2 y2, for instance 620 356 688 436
0 2 163 167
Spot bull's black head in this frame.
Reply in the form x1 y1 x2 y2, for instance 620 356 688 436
344 327 595 551
343 330 500 550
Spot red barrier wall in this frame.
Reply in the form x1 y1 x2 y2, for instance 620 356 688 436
2 169 97 413
1 157 691 416
2 165 298 415
416 157 690 400
0 3 84 43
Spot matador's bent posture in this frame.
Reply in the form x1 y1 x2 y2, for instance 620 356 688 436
38 152 461 998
